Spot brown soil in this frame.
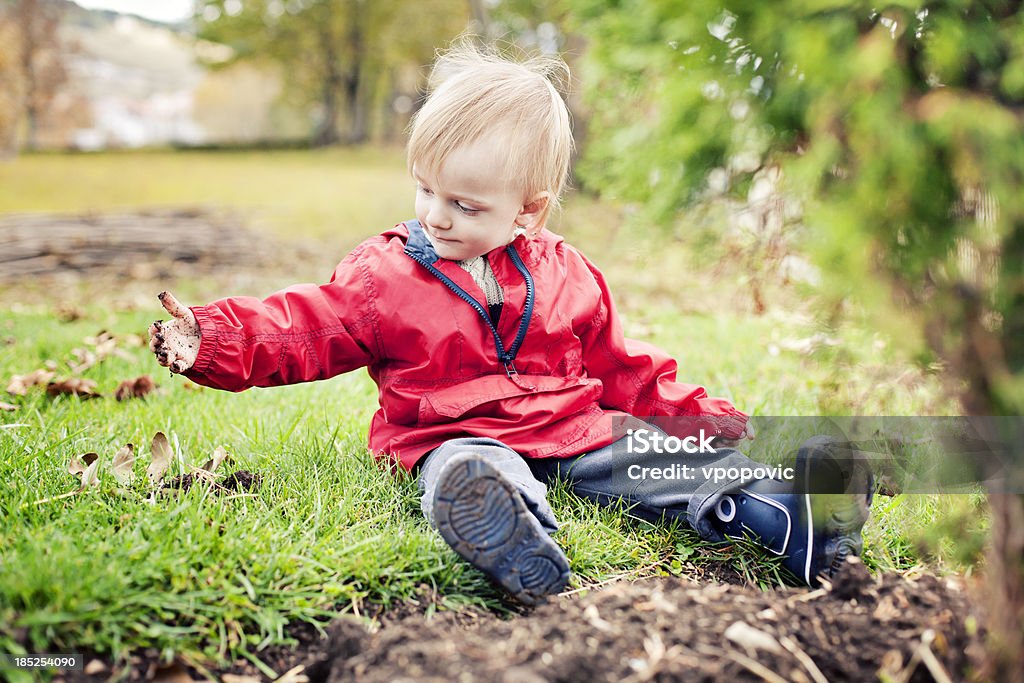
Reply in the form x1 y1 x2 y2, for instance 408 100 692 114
59 558 986 682
163 469 261 494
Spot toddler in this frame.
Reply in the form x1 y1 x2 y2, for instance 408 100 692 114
149 42 871 604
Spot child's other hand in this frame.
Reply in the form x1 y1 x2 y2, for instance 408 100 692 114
714 420 756 448
149 291 200 374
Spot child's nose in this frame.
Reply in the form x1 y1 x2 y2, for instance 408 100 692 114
426 202 452 230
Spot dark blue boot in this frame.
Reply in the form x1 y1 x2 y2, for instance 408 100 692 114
711 436 874 586
432 452 571 605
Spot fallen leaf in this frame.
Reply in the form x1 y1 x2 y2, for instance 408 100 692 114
0 401 16 411
112 443 136 485
115 375 156 401
68 452 99 479
6 369 56 395
85 331 119 359
56 304 85 322
68 348 98 374
201 446 230 474
148 432 173 485
46 378 101 399
83 459 100 489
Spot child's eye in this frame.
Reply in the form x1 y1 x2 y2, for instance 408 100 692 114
417 184 433 196
455 201 479 215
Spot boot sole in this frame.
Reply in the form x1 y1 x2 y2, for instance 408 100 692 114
433 453 570 606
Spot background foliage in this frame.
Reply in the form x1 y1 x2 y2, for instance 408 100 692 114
569 1 1024 674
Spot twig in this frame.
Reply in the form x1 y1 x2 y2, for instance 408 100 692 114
273 664 309 683
27 490 80 507
779 636 828 683
220 493 259 502
917 630 954 683
786 587 828 605
727 651 789 683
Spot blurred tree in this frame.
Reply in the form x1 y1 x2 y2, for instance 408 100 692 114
195 0 469 146
0 10 25 157
572 0 1024 676
0 0 67 152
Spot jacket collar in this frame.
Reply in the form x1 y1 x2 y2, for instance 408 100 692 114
402 218 550 267
403 219 439 263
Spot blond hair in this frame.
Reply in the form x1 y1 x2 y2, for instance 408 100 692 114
407 39 574 227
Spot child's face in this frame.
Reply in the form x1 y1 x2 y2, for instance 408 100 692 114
413 139 545 261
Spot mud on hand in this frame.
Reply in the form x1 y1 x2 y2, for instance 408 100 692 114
149 291 201 374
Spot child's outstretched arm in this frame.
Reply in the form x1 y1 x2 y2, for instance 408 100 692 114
147 247 381 392
149 291 201 374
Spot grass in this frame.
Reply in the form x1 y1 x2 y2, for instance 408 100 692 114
0 147 412 241
0 148 981 678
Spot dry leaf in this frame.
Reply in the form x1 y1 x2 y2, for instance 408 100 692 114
85 331 119 359
68 452 99 479
148 432 173 485
31 453 100 506
82 457 101 488
115 375 156 401
68 348 98 374
201 446 230 474
112 443 136 485
6 369 56 396
56 304 85 322
0 401 16 412
46 378 101 399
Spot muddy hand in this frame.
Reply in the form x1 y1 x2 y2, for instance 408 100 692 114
149 291 201 374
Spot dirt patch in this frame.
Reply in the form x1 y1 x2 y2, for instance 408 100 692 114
54 559 986 682
163 469 262 494
303 559 984 682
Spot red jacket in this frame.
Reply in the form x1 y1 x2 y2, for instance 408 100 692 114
184 220 748 471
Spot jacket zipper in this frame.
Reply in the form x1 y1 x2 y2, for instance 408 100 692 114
407 245 534 381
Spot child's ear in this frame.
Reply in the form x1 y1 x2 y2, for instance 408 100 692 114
516 192 550 237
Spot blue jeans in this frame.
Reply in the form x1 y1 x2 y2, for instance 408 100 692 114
417 432 767 541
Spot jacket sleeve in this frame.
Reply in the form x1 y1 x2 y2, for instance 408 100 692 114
182 244 381 392
574 251 748 440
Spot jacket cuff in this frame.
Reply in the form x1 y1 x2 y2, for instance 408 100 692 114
711 408 749 440
184 305 219 377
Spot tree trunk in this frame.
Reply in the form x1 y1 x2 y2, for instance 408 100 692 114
985 492 1024 679
343 3 367 145
311 25 342 147
18 0 39 150
467 0 492 43
961 284 1024 679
